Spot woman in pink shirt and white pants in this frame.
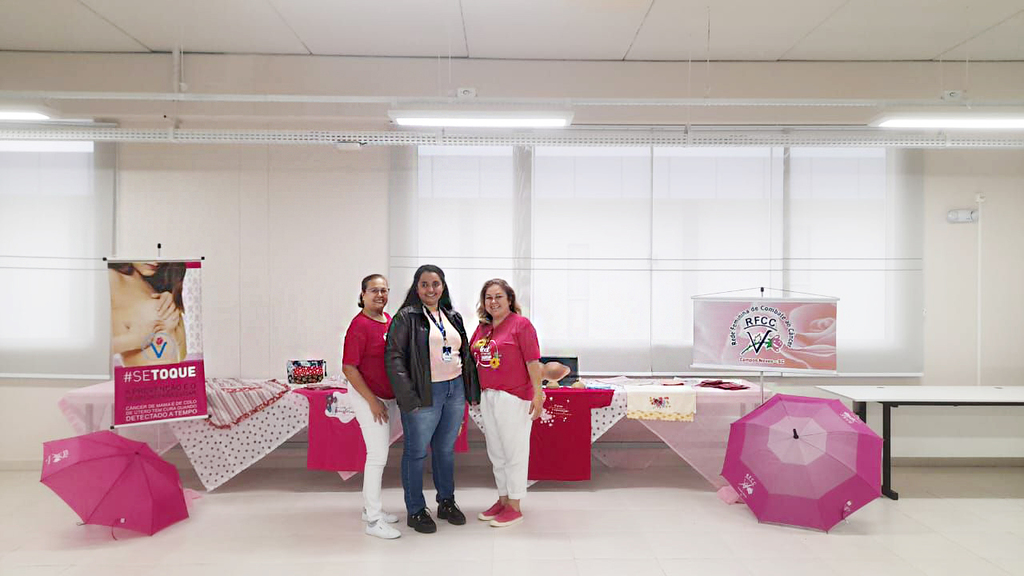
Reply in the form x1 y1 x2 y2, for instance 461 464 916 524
342 274 401 540
469 279 545 527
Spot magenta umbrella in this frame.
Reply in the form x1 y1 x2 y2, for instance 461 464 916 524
722 394 882 531
41 430 188 535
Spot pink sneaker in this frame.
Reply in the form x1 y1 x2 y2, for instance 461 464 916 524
489 506 523 527
478 500 504 521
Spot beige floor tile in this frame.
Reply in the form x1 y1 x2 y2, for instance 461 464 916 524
575 558 664 576
659 558 752 576
3 465 1022 574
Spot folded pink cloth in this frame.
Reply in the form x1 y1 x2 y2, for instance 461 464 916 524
205 378 291 429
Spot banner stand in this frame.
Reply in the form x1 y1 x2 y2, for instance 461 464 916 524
692 286 839 406
106 250 209 431
757 284 765 403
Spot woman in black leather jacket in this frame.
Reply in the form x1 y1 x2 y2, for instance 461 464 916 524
385 264 480 534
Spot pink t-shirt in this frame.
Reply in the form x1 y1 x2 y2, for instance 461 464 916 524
292 388 367 472
529 388 614 481
342 312 394 400
470 314 541 401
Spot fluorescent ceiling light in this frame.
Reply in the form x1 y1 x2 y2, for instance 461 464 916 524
389 110 572 128
873 112 1024 129
0 141 94 153
0 111 51 121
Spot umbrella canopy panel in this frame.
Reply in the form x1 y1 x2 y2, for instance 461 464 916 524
41 431 188 535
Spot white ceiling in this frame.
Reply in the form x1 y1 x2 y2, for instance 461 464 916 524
0 0 1022 61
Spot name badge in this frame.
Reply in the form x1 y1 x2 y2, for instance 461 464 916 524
441 346 453 363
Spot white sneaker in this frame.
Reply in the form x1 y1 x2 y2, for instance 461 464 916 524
362 509 399 524
365 520 401 540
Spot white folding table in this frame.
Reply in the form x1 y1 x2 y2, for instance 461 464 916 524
817 385 1024 500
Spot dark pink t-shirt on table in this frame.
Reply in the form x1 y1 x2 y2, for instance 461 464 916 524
342 312 394 400
470 313 541 401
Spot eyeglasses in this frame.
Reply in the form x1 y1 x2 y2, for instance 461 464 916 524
365 288 389 295
484 294 507 302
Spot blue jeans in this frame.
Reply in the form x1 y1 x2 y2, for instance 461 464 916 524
400 376 465 515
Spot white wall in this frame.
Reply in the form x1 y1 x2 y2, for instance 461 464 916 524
5 147 1022 465
2 51 1023 465
116 143 390 377
923 150 1024 387
778 150 1024 458
0 143 390 466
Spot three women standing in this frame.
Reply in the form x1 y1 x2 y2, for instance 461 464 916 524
346 268 538 535
385 265 480 534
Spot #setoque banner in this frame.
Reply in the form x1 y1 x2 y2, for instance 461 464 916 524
108 260 207 426
692 297 838 373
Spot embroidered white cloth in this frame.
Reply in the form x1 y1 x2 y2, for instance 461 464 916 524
624 385 697 421
318 375 357 424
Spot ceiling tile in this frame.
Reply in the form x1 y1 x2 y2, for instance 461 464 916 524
462 0 651 60
627 0 848 61
270 0 467 57
938 9 1024 60
784 0 1024 60
0 0 147 52
82 0 309 54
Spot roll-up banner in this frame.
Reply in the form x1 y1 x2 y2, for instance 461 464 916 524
108 259 207 427
692 297 838 373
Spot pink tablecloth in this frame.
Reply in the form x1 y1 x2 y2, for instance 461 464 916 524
58 379 339 491
592 378 772 489
58 380 179 455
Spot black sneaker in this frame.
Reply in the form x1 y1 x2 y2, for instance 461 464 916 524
436 498 466 525
407 508 437 534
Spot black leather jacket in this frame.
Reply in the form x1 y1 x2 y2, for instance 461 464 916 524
385 304 481 413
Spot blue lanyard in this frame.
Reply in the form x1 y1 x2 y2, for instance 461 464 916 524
424 306 448 344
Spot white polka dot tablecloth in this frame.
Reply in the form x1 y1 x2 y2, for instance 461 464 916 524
170 392 310 491
468 385 626 443
591 386 626 442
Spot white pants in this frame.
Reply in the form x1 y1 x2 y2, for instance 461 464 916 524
481 389 533 501
349 390 398 523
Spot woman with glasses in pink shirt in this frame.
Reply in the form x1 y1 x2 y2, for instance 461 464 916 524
342 274 401 539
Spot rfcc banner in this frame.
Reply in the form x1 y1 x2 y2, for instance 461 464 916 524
692 297 838 373
108 260 207 426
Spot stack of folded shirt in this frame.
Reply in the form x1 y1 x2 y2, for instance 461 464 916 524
697 379 749 391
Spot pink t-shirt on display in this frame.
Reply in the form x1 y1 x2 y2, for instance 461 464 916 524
342 312 394 400
292 387 367 472
470 314 541 401
529 388 614 481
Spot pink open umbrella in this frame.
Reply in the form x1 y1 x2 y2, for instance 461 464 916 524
722 394 882 531
41 430 188 535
